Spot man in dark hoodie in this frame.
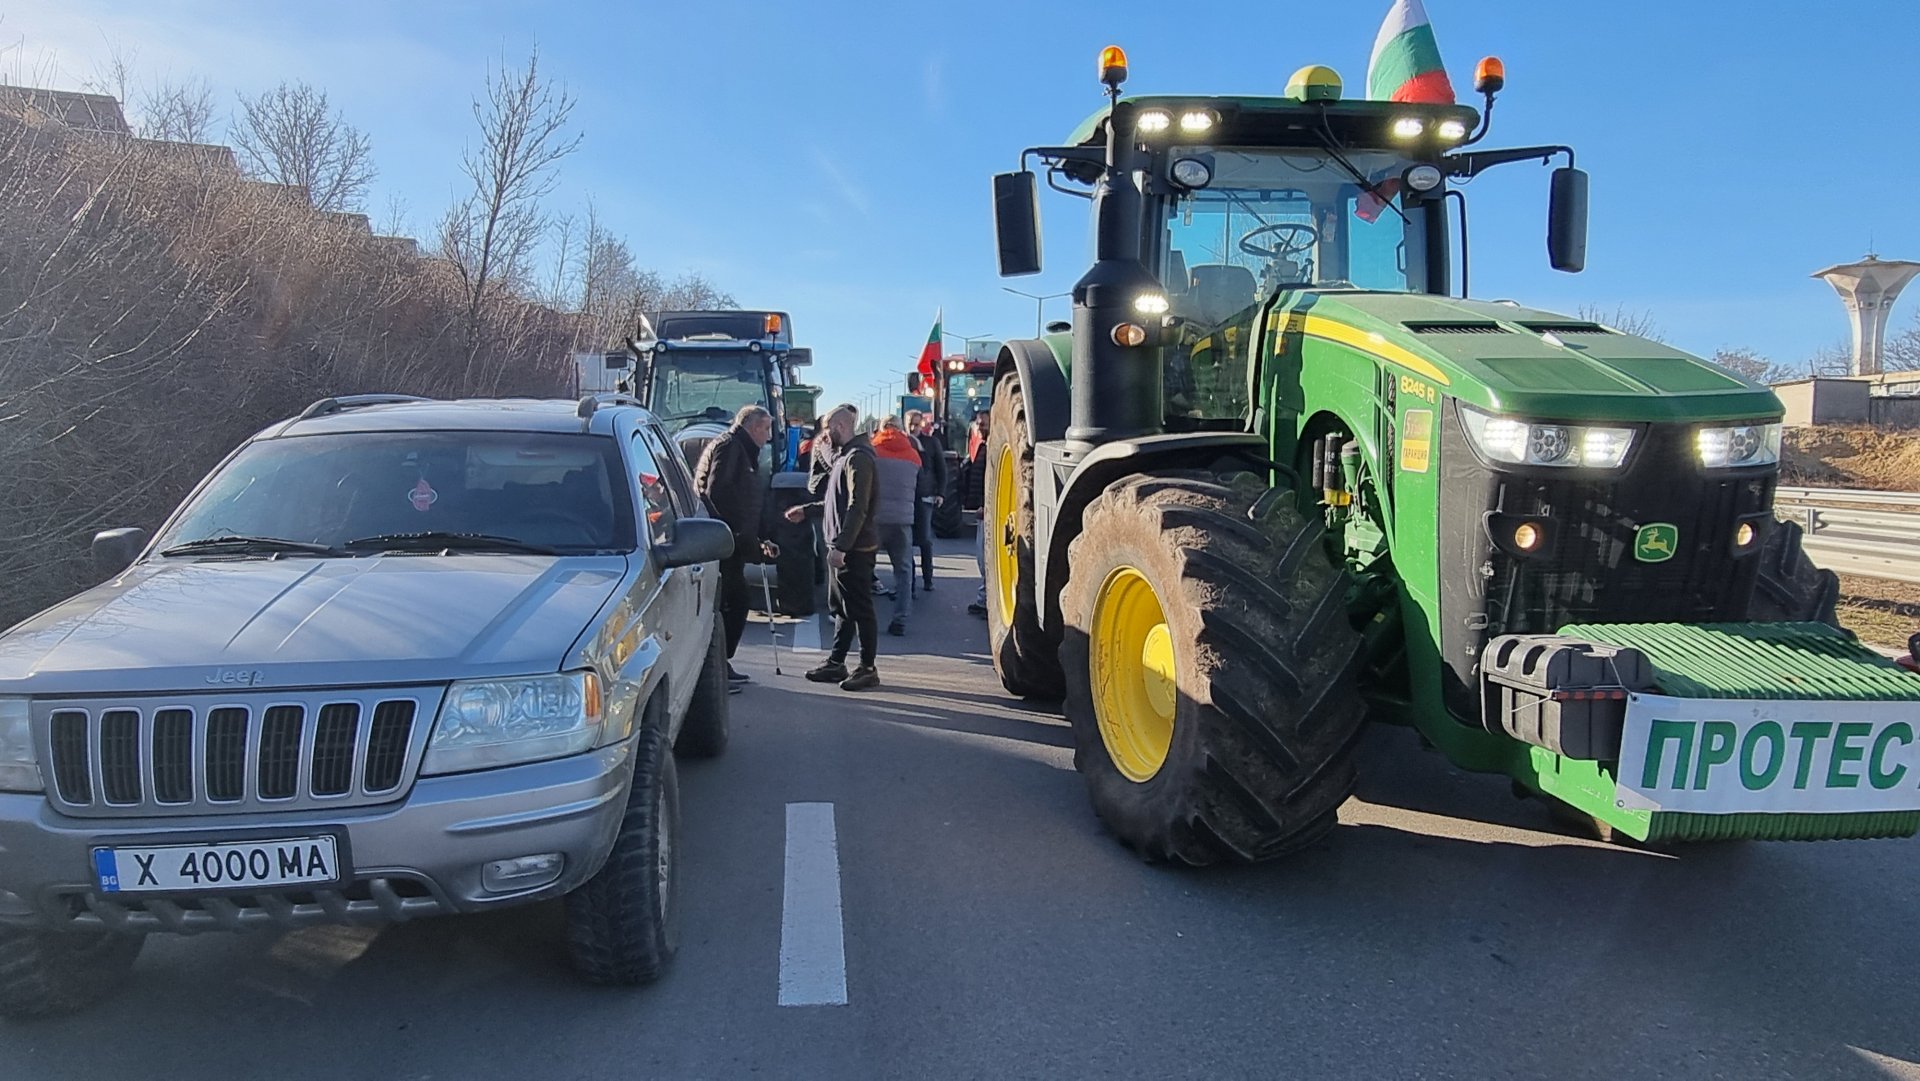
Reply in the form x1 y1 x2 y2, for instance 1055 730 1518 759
783 405 881 691
694 405 776 690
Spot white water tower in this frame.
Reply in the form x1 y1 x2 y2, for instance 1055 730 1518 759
1812 254 1920 376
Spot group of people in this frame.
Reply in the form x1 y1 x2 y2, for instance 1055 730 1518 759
694 401 970 694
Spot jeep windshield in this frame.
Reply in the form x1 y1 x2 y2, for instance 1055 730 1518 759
649 348 771 433
155 431 637 557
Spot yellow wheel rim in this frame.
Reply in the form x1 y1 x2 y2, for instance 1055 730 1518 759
1089 566 1176 783
991 444 1019 627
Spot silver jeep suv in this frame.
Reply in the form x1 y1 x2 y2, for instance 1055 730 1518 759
0 394 735 1017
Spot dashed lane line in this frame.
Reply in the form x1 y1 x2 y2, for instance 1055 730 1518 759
778 801 847 1007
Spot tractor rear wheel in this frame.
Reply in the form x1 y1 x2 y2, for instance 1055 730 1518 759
1749 519 1840 626
984 373 1065 699
1059 471 1367 865
932 467 968 538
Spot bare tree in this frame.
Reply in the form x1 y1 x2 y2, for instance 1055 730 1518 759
1710 347 1801 385
230 81 375 212
379 192 410 236
1805 340 1852 377
438 46 582 368
1885 311 1920 373
1577 303 1666 342
138 76 215 142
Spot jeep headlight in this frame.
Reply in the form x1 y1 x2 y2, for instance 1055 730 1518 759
1460 407 1636 469
1695 422 1781 469
422 672 603 775
0 698 39 794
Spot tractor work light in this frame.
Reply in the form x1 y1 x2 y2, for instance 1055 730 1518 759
1391 117 1426 139
946 358 968 372
1137 109 1173 135
1696 423 1781 468
1404 164 1443 192
1460 407 1636 469
1172 157 1214 189
1111 322 1149 347
1437 119 1469 141
1178 109 1216 134
1134 292 1170 315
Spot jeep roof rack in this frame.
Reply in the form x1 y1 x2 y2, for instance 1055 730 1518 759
576 393 642 422
295 393 432 422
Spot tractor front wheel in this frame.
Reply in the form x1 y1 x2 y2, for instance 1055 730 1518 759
1749 519 1840 626
1059 471 1367 865
984 372 1064 699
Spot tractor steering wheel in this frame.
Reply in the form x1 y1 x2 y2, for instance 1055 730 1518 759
1238 221 1319 259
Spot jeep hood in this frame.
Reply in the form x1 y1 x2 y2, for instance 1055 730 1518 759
0 555 630 695
1288 293 1784 424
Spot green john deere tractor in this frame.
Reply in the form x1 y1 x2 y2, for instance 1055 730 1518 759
984 48 1920 863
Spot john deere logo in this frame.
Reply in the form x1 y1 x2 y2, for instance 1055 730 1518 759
1635 523 1679 563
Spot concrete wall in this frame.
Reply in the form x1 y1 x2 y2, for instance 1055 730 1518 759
1776 379 1871 426
1869 397 1920 429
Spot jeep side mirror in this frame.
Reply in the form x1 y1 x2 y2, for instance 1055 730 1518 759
1547 166 1589 273
92 527 148 577
993 171 1042 277
654 517 734 570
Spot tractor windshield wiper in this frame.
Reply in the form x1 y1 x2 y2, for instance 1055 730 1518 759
338 532 560 556
160 535 341 558
1311 121 1410 225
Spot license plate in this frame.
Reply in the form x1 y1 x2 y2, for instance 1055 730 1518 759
1615 694 1920 815
92 837 341 894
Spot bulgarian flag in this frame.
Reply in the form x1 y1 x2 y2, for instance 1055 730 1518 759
916 309 943 377
1367 0 1456 104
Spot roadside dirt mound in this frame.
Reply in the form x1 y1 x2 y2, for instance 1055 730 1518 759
1781 426 1920 491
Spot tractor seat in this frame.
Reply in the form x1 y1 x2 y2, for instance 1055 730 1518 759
1187 264 1256 326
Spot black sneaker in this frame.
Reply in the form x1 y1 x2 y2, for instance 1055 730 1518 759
967 601 988 617
888 617 906 636
805 661 850 683
922 580 935 592
839 666 880 692
727 683 743 695
727 664 750 684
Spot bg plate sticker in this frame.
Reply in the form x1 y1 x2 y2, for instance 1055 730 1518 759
1399 409 1433 474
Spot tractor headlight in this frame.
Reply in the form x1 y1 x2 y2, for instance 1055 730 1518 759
1391 116 1426 139
423 672 603 775
1436 119 1469 141
1695 423 1781 469
1460 407 1636 469
1177 109 1216 134
1134 292 1170 315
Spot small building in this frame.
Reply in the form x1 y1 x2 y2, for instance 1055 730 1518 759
1775 372 1920 429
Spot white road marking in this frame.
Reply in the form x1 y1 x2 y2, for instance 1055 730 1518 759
778 802 848 1007
788 614 822 654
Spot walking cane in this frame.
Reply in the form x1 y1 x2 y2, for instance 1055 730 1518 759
761 558 784 675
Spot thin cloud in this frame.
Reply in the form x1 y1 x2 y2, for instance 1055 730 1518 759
810 147 870 217
923 53 946 114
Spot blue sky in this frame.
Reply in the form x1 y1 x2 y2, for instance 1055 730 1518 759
8 0 1919 408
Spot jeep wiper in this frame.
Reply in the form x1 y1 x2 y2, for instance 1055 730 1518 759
160 535 341 557
338 532 560 556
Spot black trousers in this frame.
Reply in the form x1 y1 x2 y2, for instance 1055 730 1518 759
828 549 878 668
912 500 935 585
718 554 749 659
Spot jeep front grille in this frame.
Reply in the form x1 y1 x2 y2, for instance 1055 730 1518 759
36 689 441 818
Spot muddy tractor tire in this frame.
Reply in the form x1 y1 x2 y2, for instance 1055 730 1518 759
932 465 968 538
1059 471 1368 865
0 927 145 1019
984 373 1065 700
1749 519 1841 626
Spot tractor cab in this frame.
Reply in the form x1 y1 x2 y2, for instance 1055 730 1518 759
629 310 811 473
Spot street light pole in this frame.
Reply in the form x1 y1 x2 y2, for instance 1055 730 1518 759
1003 287 1070 338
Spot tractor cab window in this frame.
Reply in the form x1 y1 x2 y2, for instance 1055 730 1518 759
648 348 770 434
1157 147 1429 423
942 371 994 450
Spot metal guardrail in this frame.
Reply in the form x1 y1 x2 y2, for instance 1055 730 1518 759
1774 487 1920 585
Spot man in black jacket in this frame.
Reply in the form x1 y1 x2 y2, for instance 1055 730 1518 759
694 405 776 688
905 409 947 592
784 405 881 691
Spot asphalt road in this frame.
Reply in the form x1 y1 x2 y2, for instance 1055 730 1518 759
5 537 1918 1081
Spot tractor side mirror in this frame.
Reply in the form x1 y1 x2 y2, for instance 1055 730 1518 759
906 373 922 394
993 171 1042 277
1547 166 1589 273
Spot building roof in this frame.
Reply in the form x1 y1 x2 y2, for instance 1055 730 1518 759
0 86 131 134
